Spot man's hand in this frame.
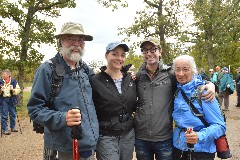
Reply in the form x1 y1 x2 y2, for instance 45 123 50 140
200 82 215 102
1 86 5 92
128 71 136 80
66 108 81 126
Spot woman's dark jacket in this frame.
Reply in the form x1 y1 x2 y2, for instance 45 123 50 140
90 66 137 136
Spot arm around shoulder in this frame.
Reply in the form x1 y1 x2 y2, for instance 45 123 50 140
200 82 215 102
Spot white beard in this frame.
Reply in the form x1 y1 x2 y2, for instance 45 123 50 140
59 46 85 62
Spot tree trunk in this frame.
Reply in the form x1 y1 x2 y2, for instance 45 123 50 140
17 7 35 106
17 64 24 106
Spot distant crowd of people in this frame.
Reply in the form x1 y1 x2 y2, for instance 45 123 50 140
200 66 239 111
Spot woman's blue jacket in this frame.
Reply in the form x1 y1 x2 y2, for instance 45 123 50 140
173 76 226 153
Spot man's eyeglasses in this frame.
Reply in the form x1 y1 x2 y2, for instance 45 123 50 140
141 47 159 54
63 37 85 45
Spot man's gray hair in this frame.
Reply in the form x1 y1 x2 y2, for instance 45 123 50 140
172 55 198 75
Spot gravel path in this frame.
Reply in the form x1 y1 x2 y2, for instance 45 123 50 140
0 92 239 160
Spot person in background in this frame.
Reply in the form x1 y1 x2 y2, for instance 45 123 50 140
218 67 235 111
209 68 215 82
0 69 21 135
0 68 2 120
27 22 99 160
209 68 220 98
172 55 226 160
215 66 223 82
199 68 210 81
90 42 136 160
134 37 215 160
235 67 240 107
211 66 222 95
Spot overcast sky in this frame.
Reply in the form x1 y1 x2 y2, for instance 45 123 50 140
42 0 145 64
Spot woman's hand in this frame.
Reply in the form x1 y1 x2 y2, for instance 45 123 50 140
185 131 198 144
200 82 215 102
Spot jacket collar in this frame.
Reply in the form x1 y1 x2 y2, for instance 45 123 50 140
177 75 205 93
139 60 171 74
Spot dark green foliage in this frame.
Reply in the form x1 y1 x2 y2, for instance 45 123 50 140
0 0 76 105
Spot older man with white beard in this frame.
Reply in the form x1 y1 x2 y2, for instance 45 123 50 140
59 36 85 65
27 22 99 160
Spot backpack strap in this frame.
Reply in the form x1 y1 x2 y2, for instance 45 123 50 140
180 88 209 127
31 58 65 135
81 61 90 76
48 57 65 109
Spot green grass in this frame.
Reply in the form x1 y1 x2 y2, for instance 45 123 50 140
23 82 33 87
16 91 31 118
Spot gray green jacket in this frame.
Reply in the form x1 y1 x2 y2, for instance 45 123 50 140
134 61 176 142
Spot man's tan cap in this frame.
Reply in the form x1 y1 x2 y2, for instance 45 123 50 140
140 37 161 48
55 22 93 41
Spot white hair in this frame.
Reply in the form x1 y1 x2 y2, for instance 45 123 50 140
2 69 11 76
172 55 198 75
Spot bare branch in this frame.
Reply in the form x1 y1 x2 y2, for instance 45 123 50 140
144 0 159 8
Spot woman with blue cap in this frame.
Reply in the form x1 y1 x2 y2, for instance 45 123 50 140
90 42 137 160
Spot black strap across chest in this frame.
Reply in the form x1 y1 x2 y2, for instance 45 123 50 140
180 89 209 127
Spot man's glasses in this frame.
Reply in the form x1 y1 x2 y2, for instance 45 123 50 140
63 37 85 45
141 47 158 54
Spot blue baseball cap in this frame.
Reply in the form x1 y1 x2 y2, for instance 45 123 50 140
221 67 228 72
106 41 129 52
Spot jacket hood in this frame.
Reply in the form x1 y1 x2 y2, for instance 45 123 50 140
177 75 206 94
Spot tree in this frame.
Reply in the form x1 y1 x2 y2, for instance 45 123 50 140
117 0 184 64
125 49 143 72
97 0 186 64
0 0 76 105
98 0 240 72
88 59 104 69
183 0 240 72
97 0 128 11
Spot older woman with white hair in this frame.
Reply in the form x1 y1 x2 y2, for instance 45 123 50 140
172 55 226 160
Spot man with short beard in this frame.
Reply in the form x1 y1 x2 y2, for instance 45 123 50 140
27 22 99 160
